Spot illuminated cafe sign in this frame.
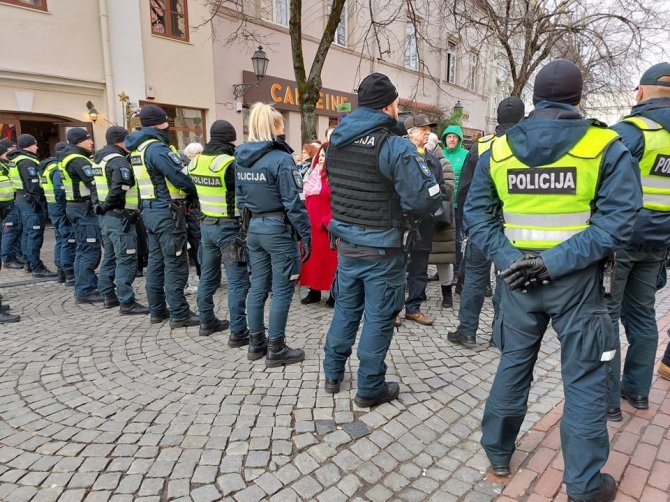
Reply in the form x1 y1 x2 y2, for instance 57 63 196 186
242 71 358 118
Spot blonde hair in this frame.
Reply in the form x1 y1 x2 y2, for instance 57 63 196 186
248 102 284 142
184 142 204 160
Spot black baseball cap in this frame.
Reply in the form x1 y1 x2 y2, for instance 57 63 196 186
638 62 670 89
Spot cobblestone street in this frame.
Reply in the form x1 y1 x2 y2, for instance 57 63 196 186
0 232 668 501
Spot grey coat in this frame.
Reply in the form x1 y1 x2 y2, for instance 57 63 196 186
428 147 456 264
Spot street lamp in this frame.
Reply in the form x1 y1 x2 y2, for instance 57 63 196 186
453 100 463 115
86 101 99 123
233 46 270 99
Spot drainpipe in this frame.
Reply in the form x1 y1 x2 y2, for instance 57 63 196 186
99 0 117 125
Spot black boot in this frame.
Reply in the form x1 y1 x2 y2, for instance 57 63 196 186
57 268 66 283
64 273 75 287
247 331 268 361
103 292 120 309
301 288 321 304
441 285 453 308
199 318 230 337
265 336 305 368
119 300 150 316
228 329 250 348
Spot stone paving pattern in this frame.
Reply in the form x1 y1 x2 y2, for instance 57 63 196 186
0 231 667 501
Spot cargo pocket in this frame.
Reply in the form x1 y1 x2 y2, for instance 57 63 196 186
165 230 187 257
83 224 99 244
120 233 137 256
283 253 301 282
581 310 615 362
492 310 504 351
656 262 667 291
381 278 405 319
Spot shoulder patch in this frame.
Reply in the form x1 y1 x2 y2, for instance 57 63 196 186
120 167 131 181
293 171 304 190
415 156 432 178
168 152 182 166
83 166 94 178
27 166 37 177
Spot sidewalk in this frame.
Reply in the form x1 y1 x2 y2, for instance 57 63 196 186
0 231 668 501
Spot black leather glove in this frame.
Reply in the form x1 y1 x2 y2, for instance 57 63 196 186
300 240 311 263
499 254 551 292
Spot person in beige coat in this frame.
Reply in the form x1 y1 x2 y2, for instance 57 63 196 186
426 133 457 307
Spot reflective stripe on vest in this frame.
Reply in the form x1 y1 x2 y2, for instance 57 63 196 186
188 153 235 217
93 153 123 205
40 160 60 204
0 161 14 202
10 154 38 191
61 153 92 201
477 135 495 156
621 116 670 212
490 125 619 249
130 139 186 201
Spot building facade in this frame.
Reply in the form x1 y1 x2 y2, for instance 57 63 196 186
0 0 216 157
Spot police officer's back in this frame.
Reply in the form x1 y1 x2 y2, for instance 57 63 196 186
125 105 198 328
465 60 640 502
322 73 441 408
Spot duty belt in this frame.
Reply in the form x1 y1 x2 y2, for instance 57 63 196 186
251 210 285 218
201 215 238 224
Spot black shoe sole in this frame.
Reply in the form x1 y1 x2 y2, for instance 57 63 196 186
265 353 305 368
104 302 120 309
324 377 343 394
620 389 649 409
247 350 267 361
121 310 150 316
228 338 250 348
354 383 400 408
491 465 511 477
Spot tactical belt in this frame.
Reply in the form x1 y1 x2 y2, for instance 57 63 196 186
251 210 285 218
202 215 238 224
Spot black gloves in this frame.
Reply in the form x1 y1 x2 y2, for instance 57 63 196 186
499 254 551 292
300 240 311 263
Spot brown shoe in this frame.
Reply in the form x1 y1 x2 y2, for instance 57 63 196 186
394 315 403 327
405 311 434 326
658 361 670 381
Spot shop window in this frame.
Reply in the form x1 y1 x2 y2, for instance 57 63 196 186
151 0 189 42
140 102 206 151
0 0 47 11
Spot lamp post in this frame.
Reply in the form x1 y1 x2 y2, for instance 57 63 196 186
453 100 463 116
233 46 270 99
86 101 99 123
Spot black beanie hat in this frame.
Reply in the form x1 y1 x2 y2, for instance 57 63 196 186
55 142 67 154
67 128 91 145
497 97 525 126
357 73 399 110
106 126 128 145
17 134 37 149
533 60 583 105
210 120 237 144
0 138 16 155
140 105 169 127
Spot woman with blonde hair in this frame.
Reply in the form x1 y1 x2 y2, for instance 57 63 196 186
235 103 311 367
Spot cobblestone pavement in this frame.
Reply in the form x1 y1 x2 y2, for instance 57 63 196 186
0 231 666 501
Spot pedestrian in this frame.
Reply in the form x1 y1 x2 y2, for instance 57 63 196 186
467 59 640 502
425 132 456 308
606 62 670 420
397 114 448 326
322 73 441 406
0 138 23 270
0 139 20 323
441 123 469 290
7 134 57 277
126 105 199 328
182 142 203 287
189 119 250 341
235 102 310 367
39 142 76 285
448 96 524 347
298 142 319 178
59 128 103 303
299 143 337 307
93 126 149 315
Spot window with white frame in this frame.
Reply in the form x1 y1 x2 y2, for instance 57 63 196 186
327 0 348 46
405 21 419 70
446 41 457 83
263 0 288 26
469 52 479 91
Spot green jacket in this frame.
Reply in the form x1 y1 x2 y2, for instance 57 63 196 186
441 125 469 207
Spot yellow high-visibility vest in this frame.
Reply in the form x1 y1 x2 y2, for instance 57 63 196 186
188 153 236 218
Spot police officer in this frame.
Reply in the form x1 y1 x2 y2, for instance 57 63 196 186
448 97 524 347
7 134 57 278
94 126 149 315
322 73 442 407
189 120 250 340
0 139 20 323
606 62 670 420
466 60 640 502
59 128 103 303
125 105 198 328
39 142 76 285
235 103 309 366
0 139 24 269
